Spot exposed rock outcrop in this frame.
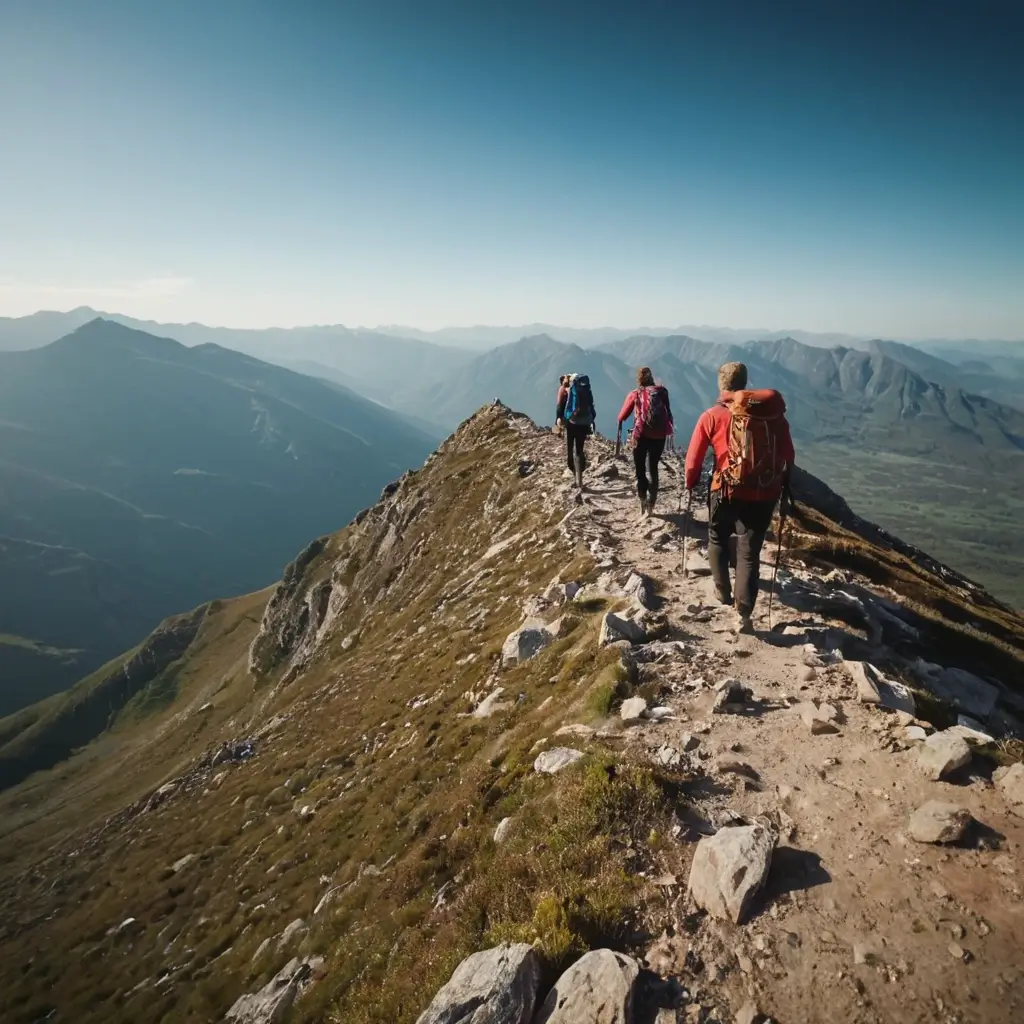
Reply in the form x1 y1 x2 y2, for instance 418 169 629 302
534 949 640 1024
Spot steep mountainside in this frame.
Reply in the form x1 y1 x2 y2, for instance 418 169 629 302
0 319 434 712
0 404 1021 1024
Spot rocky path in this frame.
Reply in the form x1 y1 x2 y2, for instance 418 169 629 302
553 435 1024 1024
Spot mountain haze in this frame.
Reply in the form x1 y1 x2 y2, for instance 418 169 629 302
0 319 434 712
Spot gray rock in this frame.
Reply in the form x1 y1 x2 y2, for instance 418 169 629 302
713 678 753 714
554 724 595 740
534 748 585 775
993 763 1024 816
277 918 308 950
501 627 553 667
795 700 839 734
624 573 656 610
914 660 1000 721
735 1002 764 1024
599 612 647 647
918 731 972 781
846 662 915 715
171 853 196 873
687 824 775 923
416 943 541 1024
905 725 929 742
620 696 648 723
680 733 701 752
226 957 319 1024
493 817 515 844
534 949 640 1024
474 687 513 718
908 801 972 844
546 614 581 639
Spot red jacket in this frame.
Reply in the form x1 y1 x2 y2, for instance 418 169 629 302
617 387 674 440
685 391 795 501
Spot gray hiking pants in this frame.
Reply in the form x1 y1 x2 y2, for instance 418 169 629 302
708 491 776 617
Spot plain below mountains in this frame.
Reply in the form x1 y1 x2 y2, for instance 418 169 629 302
0 319 434 714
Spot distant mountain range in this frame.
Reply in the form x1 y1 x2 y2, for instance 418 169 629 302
1 308 1023 713
0 319 434 713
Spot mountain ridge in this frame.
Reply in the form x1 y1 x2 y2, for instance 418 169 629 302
0 403 1021 1024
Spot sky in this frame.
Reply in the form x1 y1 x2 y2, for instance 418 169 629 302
0 0 1022 338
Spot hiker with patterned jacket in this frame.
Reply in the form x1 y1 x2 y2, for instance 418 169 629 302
556 373 596 493
617 366 674 519
685 361 795 635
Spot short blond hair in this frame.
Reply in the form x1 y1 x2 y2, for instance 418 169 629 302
718 361 748 393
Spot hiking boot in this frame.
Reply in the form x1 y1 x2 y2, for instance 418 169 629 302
733 610 755 635
638 496 649 520
648 489 658 516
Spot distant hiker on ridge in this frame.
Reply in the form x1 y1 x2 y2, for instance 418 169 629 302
685 361 794 634
556 372 597 494
616 366 674 518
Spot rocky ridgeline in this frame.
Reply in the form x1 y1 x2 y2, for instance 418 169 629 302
2 404 1022 1024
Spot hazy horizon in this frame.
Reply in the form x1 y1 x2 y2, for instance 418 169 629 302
3 305 1024 346
2 1 1022 336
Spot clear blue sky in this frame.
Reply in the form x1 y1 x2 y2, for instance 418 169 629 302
1 0 1021 337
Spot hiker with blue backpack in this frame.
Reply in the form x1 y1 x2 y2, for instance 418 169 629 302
617 366 674 519
556 373 597 492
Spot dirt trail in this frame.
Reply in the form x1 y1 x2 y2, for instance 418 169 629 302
558 432 1024 1024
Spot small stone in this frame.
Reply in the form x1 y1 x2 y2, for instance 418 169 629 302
918 732 972 781
735 951 754 974
680 733 700 752
716 757 759 780
620 696 648 723
534 747 585 775
171 854 196 873
277 918 308 950
799 666 818 683
948 942 967 961
554 724 595 740
493 817 514 844
908 802 972 844
904 726 928 742
713 678 753 713
796 700 839 735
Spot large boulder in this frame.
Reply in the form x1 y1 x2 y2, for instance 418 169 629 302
502 626 553 667
534 949 640 1024
226 957 321 1024
917 731 972 781
993 763 1024 817
913 660 1000 721
908 802 972 844
415 943 541 1024
687 824 775 924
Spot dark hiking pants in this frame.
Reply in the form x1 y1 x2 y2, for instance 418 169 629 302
633 436 666 501
565 423 589 472
707 491 776 617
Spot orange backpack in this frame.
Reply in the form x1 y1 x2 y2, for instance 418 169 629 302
716 389 788 495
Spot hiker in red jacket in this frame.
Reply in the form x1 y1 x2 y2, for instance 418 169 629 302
685 361 795 633
617 366 674 518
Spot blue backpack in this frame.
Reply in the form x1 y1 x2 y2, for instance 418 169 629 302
564 375 596 426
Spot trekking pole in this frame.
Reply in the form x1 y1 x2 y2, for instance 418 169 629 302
680 488 694 577
766 481 794 630
615 425 622 458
